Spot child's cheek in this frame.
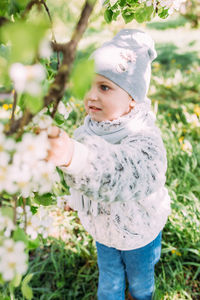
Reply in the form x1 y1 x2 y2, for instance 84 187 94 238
84 101 89 114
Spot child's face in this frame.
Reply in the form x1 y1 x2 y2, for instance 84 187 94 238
84 75 135 122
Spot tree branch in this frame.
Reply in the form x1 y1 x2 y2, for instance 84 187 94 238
44 0 97 107
0 17 9 27
40 0 60 68
10 90 17 126
22 0 41 18
5 0 97 136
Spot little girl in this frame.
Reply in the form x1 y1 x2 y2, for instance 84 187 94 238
47 29 171 300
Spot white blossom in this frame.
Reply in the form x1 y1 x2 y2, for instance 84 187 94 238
0 162 18 194
57 101 72 120
109 0 118 6
0 130 15 153
57 195 69 210
159 0 186 14
138 0 156 9
0 213 15 237
39 38 53 60
32 160 59 195
11 131 59 197
181 106 200 128
15 131 50 164
9 63 46 95
181 139 192 156
17 205 53 240
32 111 53 129
0 239 27 281
9 164 33 198
138 0 185 13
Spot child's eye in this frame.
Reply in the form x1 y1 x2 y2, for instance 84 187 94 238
100 84 110 91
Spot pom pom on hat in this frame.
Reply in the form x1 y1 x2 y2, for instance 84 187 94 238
93 29 157 103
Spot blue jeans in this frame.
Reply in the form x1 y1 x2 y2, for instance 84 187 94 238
96 232 162 300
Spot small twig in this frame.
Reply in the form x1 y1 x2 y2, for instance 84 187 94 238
15 109 33 139
40 0 60 68
22 0 40 18
13 195 17 226
22 198 27 233
10 90 17 125
50 100 59 118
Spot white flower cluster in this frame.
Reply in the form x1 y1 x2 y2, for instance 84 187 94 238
0 212 15 237
17 205 53 240
181 105 200 128
138 0 186 14
0 239 27 281
56 195 69 210
0 124 59 197
32 108 53 129
39 38 53 60
9 63 46 95
138 0 157 9
57 101 72 120
159 0 186 14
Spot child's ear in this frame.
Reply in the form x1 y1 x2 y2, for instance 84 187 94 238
130 98 136 108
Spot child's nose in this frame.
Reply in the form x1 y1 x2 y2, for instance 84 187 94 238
87 86 98 101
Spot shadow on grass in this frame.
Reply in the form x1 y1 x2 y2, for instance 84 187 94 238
155 42 200 70
147 16 188 30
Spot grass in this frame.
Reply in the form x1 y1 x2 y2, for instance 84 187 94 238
146 16 189 30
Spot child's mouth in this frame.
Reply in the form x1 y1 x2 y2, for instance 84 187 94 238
89 106 102 111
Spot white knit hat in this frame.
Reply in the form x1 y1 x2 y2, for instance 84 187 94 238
93 29 157 103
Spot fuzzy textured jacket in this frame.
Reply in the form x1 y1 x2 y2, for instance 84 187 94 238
60 100 171 250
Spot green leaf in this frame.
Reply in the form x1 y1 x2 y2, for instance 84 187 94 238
24 94 43 114
0 274 5 285
33 192 54 206
135 7 146 23
127 0 138 4
0 47 10 86
15 0 30 10
27 237 40 250
158 7 169 19
0 0 9 17
104 8 113 23
119 0 126 7
113 10 120 21
145 5 154 21
21 273 33 300
122 10 135 23
13 227 29 246
2 18 49 64
54 112 65 125
70 59 94 99
11 273 22 288
0 207 13 219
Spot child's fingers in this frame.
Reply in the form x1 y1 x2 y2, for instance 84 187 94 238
47 126 61 138
64 205 74 212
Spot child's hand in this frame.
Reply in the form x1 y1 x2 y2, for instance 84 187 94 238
46 126 74 167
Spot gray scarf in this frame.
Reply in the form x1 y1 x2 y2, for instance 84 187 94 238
75 98 153 144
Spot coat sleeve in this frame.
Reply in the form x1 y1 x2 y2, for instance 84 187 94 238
60 130 167 203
